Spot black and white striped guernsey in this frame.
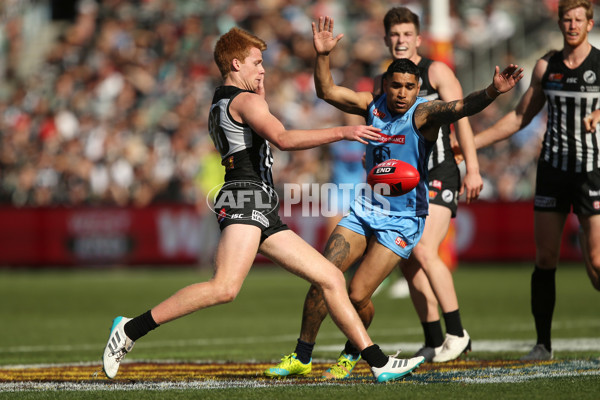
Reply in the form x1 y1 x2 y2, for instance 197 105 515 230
416 58 453 170
541 46 600 173
208 86 274 186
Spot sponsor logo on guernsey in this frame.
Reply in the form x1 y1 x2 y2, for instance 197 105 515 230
373 108 386 119
583 70 596 84
546 82 563 90
534 195 557 208
431 180 443 190
566 77 578 84
395 236 407 248
548 73 563 82
374 132 406 144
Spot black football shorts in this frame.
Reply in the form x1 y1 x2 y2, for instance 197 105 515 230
213 181 289 242
428 158 460 217
534 159 600 215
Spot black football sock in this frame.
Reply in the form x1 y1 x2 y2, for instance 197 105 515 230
443 310 464 337
422 320 445 348
343 340 361 358
360 344 388 368
294 339 314 364
531 266 556 351
124 310 159 342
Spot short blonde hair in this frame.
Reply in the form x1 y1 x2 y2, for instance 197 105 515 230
213 27 267 79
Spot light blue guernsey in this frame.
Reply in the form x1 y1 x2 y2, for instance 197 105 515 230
359 94 434 217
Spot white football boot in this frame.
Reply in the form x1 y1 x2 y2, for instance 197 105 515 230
370 355 425 382
102 316 135 379
432 329 471 363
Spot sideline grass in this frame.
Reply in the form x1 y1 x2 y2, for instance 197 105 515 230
0 263 598 398
1 375 599 400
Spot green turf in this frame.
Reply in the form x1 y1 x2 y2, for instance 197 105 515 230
1 376 600 400
1 263 599 398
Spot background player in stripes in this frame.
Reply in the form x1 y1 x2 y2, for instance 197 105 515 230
467 0 600 360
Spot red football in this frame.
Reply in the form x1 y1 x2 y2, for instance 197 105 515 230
367 159 420 196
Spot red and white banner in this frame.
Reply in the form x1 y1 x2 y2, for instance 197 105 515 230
0 201 583 267
453 201 582 261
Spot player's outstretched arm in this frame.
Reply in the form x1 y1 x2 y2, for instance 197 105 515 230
415 64 524 138
232 91 381 150
313 16 373 117
472 57 550 150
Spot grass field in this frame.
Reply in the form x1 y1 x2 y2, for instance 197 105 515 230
0 262 598 399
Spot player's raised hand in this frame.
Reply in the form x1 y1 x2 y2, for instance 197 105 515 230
312 16 344 56
492 64 524 94
340 125 381 144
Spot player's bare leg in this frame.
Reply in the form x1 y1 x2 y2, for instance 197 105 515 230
261 229 425 381
579 214 600 291
263 226 368 378
297 226 368 344
314 239 403 380
103 224 261 378
259 229 372 350
402 204 469 362
348 239 403 329
412 205 458 312
151 224 260 324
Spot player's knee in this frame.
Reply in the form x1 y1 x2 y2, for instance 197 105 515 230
330 267 346 287
411 243 439 270
535 250 560 269
347 285 372 310
213 285 240 304
316 267 345 293
349 292 370 311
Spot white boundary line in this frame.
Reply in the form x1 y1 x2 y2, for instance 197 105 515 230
2 337 599 358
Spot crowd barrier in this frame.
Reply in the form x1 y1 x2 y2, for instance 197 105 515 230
0 201 583 267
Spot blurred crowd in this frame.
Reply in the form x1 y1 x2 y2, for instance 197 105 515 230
0 0 568 208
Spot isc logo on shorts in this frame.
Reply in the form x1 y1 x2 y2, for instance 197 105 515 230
534 196 557 208
395 236 407 248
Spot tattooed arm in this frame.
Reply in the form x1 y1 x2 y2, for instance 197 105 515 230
415 64 524 142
